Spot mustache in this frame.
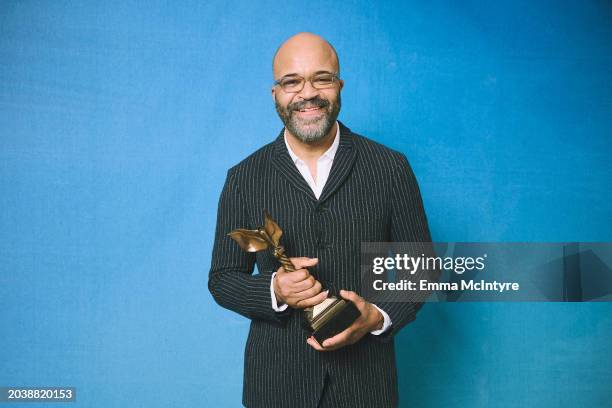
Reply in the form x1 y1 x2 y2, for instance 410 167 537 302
289 97 330 112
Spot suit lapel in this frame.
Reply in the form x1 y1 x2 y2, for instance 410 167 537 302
271 129 318 202
319 122 357 203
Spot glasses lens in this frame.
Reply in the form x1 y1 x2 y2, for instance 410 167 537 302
312 74 335 89
280 78 304 92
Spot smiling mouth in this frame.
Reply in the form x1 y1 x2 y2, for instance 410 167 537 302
297 106 321 112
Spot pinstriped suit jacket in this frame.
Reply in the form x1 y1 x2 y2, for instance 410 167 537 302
209 122 431 408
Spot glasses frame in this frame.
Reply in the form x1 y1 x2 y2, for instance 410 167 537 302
273 72 340 93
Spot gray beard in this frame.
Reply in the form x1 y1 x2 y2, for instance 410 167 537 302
275 95 341 144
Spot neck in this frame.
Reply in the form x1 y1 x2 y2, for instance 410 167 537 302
285 122 337 162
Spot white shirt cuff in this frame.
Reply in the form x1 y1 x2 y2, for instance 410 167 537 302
270 272 289 312
370 304 392 335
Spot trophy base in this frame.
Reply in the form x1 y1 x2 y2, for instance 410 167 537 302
308 299 361 344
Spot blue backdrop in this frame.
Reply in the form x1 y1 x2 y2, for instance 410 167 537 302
1 1 611 407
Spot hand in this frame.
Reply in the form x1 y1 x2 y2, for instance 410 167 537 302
273 257 327 309
306 290 383 351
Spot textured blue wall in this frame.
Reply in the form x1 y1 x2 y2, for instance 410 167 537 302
1 1 610 407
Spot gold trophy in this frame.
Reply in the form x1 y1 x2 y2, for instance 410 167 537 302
228 210 360 344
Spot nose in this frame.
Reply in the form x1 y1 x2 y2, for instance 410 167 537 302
297 79 320 100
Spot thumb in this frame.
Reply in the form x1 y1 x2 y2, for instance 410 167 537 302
340 289 363 304
291 257 319 268
340 290 368 314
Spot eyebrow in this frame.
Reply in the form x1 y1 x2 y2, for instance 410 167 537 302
278 70 336 80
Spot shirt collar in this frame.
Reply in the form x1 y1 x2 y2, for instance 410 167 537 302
284 121 340 164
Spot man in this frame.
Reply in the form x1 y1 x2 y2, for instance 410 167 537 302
209 32 431 408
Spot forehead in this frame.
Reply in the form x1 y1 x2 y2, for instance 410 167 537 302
273 44 338 78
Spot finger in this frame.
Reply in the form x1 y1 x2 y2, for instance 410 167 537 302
283 269 312 283
275 279 312 303
295 279 322 296
340 289 364 304
290 257 319 269
321 326 354 349
295 290 328 308
291 275 317 291
306 336 326 351
319 340 346 351
294 283 321 302
340 290 368 313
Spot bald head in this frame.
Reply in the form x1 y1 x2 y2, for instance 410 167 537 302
272 33 340 79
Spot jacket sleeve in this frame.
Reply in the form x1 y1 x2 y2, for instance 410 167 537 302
208 169 291 323
373 153 434 341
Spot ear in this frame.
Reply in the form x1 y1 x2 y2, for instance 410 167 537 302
271 86 276 102
338 79 344 91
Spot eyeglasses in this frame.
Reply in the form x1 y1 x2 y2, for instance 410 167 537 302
273 72 340 93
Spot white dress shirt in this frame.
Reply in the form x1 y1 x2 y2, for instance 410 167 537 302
269 122 391 336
